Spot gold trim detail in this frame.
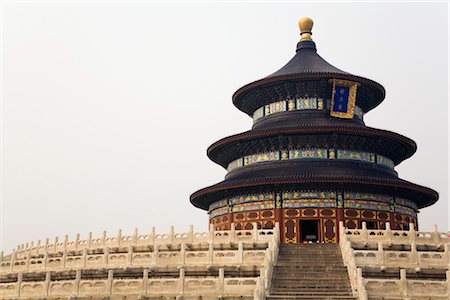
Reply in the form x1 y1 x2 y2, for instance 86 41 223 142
329 79 359 119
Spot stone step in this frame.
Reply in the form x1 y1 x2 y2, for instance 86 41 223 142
272 275 351 279
270 285 352 289
270 289 352 296
274 264 348 267
271 285 352 290
276 261 346 265
272 272 350 276
272 278 352 283
267 296 356 300
278 252 341 254
278 256 342 258
269 244 353 299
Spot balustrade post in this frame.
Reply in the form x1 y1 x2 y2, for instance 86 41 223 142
356 268 367 300
53 236 58 253
180 243 186 265
116 229 122 247
169 226 175 244
339 221 345 241
208 243 214 265
230 223 236 242
44 272 51 297
446 270 450 296
208 223 215 244
44 238 49 252
104 247 109 266
385 222 392 245
264 252 272 290
218 267 225 295
43 250 48 270
408 223 416 245
0 250 3 263
102 230 107 248
152 245 158 267
411 240 418 267
273 239 279 265
16 273 22 297
127 245 133 267
75 233 80 250
106 270 114 295
238 242 244 264
178 267 185 295
88 232 93 248
10 250 16 272
62 246 67 269
274 222 280 241
252 222 258 240
188 225 194 243
133 228 138 246
151 227 156 245
83 248 87 268
361 222 368 243
74 270 81 296
26 252 31 271
400 269 407 297
432 224 440 244
444 243 450 268
143 268 149 294
63 235 68 252
36 240 41 255
377 242 384 267
218 268 225 298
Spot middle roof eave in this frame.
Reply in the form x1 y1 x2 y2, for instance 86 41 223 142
207 125 417 167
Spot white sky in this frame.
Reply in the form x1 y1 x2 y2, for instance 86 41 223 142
0 2 448 252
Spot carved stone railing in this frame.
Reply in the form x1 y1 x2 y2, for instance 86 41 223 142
1 224 279 275
339 221 450 300
4 223 278 260
1 243 269 274
363 269 450 300
0 223 280 300
342 222 449 246
0 268 260 299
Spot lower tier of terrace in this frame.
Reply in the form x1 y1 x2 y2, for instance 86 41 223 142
1 223 449 299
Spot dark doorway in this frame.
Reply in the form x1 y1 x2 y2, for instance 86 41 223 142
366 221 378 230
300 220 319 243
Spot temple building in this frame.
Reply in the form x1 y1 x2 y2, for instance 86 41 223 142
190 17 438 244
0 18 447 300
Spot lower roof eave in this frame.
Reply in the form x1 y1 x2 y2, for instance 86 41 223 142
190 177 438 211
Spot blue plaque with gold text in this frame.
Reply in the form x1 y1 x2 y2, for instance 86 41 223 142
329 79 359 119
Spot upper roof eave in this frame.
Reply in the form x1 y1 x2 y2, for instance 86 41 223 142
232 72 386 116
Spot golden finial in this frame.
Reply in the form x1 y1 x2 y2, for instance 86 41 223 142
298 17 314 41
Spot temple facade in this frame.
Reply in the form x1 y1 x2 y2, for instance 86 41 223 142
1 17 447 300
190 18 438 244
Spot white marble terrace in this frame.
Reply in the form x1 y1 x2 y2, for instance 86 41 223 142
0 224 280 300
340 221 450 300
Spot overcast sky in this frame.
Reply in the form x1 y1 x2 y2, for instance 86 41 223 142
0 2 448 252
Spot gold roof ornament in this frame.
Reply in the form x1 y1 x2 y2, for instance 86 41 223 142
299 17 314 41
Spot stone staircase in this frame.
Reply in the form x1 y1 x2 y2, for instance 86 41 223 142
267 243 356 299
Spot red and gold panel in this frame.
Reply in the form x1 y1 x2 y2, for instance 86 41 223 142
320 208 336 218
361 210 376 220
284 209 300 218
209 207 417 243
344 209 360 218
301 208 319 218
323 218 337 243
284 218 297 243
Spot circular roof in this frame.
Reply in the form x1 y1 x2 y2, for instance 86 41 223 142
232 32 385 115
